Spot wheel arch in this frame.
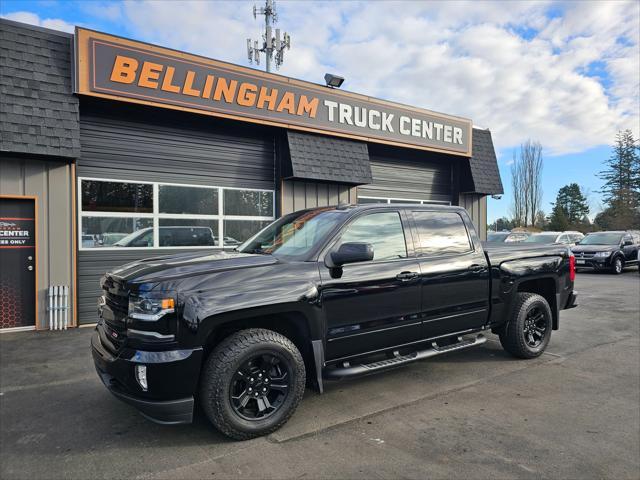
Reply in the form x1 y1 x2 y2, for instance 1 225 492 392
516 277 558 329
200 309 323 392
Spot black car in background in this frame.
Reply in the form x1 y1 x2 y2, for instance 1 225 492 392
486 231 530 243
571 231 640 274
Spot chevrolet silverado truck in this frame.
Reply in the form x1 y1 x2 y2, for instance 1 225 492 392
92 204 578 440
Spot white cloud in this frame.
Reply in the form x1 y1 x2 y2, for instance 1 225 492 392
112 0 638 155
2 11 75 33
9 1 638 155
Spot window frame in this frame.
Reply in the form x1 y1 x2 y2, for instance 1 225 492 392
321 209 411 265
410 209 474 258
77 177 275 251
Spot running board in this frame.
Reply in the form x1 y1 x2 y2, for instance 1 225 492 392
324 334 487 379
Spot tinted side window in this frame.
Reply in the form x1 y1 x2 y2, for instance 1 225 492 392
337 212 407 261
413 211 472 255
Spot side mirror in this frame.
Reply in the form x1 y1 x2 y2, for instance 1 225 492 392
326 242 374 268
623 240 633 246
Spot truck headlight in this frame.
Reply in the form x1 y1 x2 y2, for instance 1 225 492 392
594 251 610 258
128 294 175 321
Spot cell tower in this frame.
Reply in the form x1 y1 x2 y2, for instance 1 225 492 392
247 0 291 73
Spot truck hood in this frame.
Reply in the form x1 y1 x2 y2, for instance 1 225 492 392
571 245 618 254
109 250 279 285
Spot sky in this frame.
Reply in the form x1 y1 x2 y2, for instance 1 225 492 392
2 0 638 222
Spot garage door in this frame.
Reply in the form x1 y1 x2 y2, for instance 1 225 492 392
358 148 452 204
76 101 275 324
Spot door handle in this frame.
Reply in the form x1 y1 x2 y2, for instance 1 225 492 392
396 271 419 281
468 264 484 273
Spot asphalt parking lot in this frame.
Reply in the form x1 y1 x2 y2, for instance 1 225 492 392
1 269 638 479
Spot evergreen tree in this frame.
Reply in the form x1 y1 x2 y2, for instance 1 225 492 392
547 203 570 231
598 130 640 211
596 130 640 230
550 183 590 225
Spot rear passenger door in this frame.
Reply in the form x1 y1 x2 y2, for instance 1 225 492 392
410 210 490 339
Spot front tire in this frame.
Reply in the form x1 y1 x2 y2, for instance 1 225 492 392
611 256 624 274
499 292 552 359
200 328 306 440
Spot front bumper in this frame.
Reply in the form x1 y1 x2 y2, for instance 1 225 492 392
574 257 610 270
91 328 202 424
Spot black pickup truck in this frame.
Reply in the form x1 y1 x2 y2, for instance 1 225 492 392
92 204 578 439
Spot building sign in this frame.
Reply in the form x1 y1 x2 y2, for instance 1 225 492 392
74 28 472 156
0 218 35 248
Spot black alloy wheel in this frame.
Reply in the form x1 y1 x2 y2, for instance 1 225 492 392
229 353 291 421
499 292 553 359
522 305 548 348
200 328 306 440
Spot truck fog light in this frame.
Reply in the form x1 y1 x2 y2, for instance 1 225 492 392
135 365 148 391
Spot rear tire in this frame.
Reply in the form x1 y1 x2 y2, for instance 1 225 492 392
199 328 306 440
611 256 624 274
499 292 552 359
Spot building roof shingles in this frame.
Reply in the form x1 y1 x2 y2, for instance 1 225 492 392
0 19 80 158
468 128 504 195
286 131 372 185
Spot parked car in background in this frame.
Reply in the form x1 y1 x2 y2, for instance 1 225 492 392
99 233 128 246
571 231 640 274
82 234 97 248
486 231 530 243
524 231 584 246
112 226 216 248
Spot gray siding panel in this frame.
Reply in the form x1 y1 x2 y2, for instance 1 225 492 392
0 156 75 328
359 152 451 203
77 103 275 324
281 179 357 215
459 193 488 240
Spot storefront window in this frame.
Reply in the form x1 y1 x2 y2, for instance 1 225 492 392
224 190 273 217
158 219 218 247
159 185 218 215
81 217 153 248
223 220 271 247
79 179 274 250
82 180 153 213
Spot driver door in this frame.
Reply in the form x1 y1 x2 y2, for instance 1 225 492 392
319 210 422 361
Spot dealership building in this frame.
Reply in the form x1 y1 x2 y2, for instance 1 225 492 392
0 19 503 331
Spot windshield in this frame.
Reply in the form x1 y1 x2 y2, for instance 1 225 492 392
487 233 509 242
237 208 346 259
524 234 558 244
579 233 622 245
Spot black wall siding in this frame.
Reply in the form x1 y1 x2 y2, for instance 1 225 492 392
358 148 452 203
77 101 275 324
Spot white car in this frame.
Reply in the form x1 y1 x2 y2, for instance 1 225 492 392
523 231 584 246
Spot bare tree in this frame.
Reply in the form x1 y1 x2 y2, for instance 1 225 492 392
510 150 524 226
521 140 543 227
510 140 544 227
